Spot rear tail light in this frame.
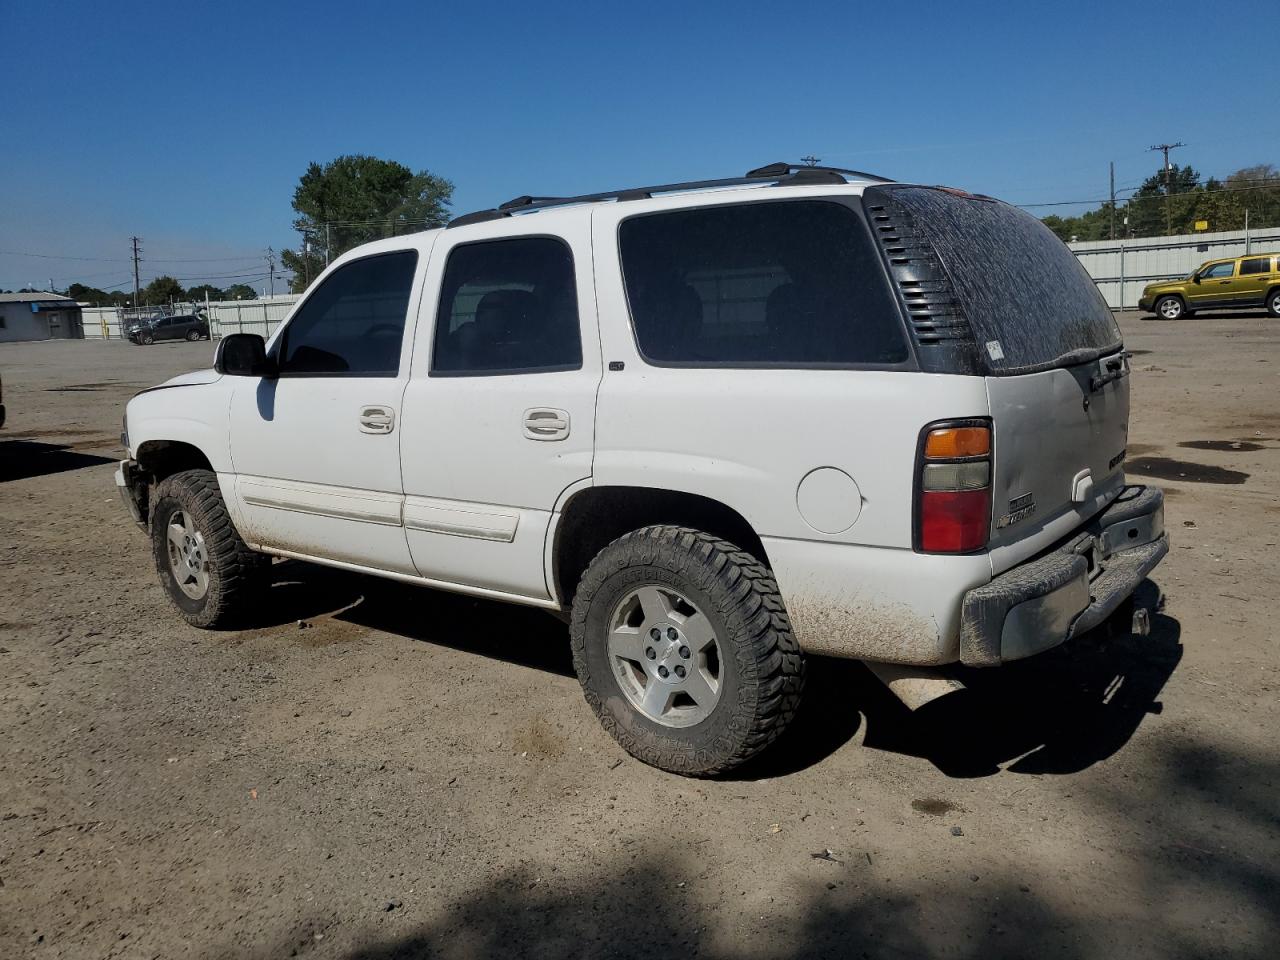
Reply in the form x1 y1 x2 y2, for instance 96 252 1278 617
916 420 992 553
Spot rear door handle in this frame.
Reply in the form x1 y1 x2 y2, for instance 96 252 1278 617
358 405 396 434
523 408 570 441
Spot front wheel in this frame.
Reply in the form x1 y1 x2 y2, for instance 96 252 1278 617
1267 289 1280 318
150 469 264 628
1155 296 1184 321
141 332 155 344
570 525 805 776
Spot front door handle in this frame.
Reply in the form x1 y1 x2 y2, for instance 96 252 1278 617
523 408 570 441
359 405 396 434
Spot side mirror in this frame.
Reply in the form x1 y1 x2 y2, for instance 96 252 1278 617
1192 274 1201 284
214 333 275 377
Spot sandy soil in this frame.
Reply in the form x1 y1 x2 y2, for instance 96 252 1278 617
1 312 1277 959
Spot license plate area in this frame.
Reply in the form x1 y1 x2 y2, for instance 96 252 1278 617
1071 534 1104 581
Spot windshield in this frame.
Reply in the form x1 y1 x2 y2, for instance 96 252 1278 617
865 186 1122 374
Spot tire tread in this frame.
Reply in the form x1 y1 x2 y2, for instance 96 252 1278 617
570 524 805 776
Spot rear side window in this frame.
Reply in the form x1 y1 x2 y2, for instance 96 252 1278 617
619 201 909 367
1240 257 1270 275
278 251 417 377
432 237 582 376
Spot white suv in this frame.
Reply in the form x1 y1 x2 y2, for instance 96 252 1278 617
117 163 1168 776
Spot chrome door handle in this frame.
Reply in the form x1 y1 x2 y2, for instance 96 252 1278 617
359 405 396 434
523 408 570 441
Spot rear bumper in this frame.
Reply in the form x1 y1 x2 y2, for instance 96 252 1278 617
959 485 1167 666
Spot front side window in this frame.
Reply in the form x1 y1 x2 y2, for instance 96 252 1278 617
1201 262 1235 279
618 200 909 367
432 237 581 375
277 250 418 377
1240 257 1270 275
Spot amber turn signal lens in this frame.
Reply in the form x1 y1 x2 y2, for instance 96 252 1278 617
924 426 990 459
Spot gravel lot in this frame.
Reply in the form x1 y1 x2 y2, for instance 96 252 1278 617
1 312 1277 959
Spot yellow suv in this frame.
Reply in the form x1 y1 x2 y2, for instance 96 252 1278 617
1139 253 1280 320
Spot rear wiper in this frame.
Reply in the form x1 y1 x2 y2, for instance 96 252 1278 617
1089 354 1129 392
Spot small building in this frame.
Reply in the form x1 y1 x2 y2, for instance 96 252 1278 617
0 292 85 343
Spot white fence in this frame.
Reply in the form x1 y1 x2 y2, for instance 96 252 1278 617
72 226 1280 338
1069 228 1280 310
80 296 299 341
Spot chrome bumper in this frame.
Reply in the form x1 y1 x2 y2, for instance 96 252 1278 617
959 485 1167 666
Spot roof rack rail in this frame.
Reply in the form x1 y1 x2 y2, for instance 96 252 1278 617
446 162 894 229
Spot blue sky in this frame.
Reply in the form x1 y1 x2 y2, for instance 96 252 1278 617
2 0 1276 294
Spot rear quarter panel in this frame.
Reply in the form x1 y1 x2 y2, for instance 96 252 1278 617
591 198 994 663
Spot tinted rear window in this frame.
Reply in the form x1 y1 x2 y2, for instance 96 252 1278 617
619 200 909 367
873 187 1121 373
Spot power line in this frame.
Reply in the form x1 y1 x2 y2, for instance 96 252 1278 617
1013 179 1280 209
0 249 268 263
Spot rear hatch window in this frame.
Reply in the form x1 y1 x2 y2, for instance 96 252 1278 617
863 186 1121 375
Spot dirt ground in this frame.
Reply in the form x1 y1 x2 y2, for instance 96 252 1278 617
1 312 1277 960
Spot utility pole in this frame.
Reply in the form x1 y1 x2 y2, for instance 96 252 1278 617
800 155 821 167
1109 161 1116 241
266 247 276 297
324 222 331 267
130 236 142 307
1148 142 1184 235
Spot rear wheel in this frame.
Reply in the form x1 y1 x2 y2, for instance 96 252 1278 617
185 329 200 341
1267 289 1280 318
150 469 264 628
570 525 805 776
1155 296 1184 321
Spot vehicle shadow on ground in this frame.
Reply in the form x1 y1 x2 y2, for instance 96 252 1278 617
252 560 574 676
857 579 1181 778
1139 309 1273 322
0 439 116 483
253 565 1180 781
242 725 1280 959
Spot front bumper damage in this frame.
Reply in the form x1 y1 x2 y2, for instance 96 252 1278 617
959 485 1167 666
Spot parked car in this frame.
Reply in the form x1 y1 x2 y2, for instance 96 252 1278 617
1139 252 1280 320
116 163 1167 776
127 314 210 344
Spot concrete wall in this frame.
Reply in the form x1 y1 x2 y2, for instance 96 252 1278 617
0 303 84 343
1069 228 1280 309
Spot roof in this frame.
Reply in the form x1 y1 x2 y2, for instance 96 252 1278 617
0 291 76 304
448 162 894 228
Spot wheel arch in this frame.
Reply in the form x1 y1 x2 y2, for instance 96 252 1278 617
551 485 770 609
135 439 216 483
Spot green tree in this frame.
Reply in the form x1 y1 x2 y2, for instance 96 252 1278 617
223 283 257 300
281 155 453 292
1225 164 1280 229
1121 164 1200 237
185 283 227 302
67 282 113 304
143 275 185 305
